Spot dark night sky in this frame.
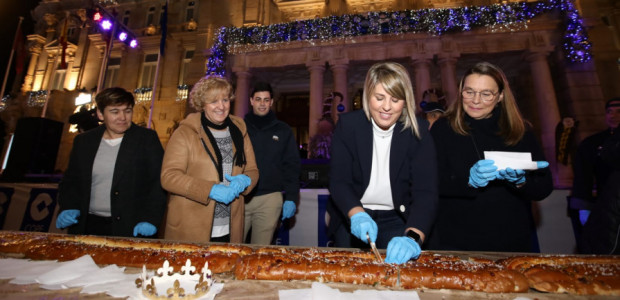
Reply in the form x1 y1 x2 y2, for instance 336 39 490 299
0 0 41 97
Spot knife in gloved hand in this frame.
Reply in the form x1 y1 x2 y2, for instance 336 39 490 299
367 233 382 262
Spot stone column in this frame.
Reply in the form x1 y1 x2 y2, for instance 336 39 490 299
307 63 326 138
233 69 252 118
438 56 459 108
526 51 562 186
411 57 432 108
331 62 348 123
21 36 45 92
41 53 56 91
85 34 107 91
64 47 76 90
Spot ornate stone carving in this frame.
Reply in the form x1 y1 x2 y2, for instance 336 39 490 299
43 13 58 28
186 19 198 31
345 0 397 12
145 24 157 36
77 9 87 22
274 0 327 21
425 0 466 9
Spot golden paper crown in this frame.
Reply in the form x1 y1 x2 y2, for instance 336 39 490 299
135 259 213 300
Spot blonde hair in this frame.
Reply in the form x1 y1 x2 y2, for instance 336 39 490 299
446 61 525 146
362 61 420 138
189 76 235 111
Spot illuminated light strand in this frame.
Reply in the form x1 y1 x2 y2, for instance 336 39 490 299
206 0 592 77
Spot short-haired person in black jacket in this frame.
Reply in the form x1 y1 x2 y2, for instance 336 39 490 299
580 99 620 254
569 97 620 252
56 87 167 238
243 82 301 245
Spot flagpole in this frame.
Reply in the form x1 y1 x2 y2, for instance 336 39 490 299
147 0 167 129
1 16 24 100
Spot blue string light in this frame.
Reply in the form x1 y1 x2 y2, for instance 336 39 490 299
207 0 591 76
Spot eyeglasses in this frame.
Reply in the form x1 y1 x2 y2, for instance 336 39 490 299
461 89 498 102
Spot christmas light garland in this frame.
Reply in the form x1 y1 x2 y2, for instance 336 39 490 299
206 0 591 76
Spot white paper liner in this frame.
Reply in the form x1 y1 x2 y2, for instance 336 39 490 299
279 282 421 300
1 256 223 300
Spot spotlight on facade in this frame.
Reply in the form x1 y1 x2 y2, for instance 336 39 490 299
129 39 138 48
75 92 92 106
101 19 113 31
118 31 128 41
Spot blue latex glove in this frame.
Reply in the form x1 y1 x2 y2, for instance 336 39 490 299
498 167 526 185
56 209 80 229
133 222 157 237
385 236 421 264
536 161 550 169
225 174 251 195
282 200 296 220
468 160 499 188
350 212 378 244
209 184 237 205
579 210 591 225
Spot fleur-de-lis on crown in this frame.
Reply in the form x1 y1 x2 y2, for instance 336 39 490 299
181 259 196 275
157 260 174 276
167 279 185 297
136 260 213 299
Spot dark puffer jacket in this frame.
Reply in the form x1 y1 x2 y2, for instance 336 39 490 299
244 110 301 202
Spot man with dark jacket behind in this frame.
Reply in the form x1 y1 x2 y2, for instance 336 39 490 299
243 82 301 245
582 124 620 254
570 98 620 252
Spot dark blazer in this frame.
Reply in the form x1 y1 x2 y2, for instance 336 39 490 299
58 124 167 237
327 110 438 238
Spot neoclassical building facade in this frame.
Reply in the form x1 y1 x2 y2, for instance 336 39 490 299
2 0 619 188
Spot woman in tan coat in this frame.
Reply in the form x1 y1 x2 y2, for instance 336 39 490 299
161 76 259 243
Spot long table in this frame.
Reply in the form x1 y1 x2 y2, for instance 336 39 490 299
0 276 614 300
0 231 617 300
0 183 577 253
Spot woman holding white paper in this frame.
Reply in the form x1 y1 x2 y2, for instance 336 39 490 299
427 62 552 252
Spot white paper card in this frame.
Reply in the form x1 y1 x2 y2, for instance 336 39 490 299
484 151 538 170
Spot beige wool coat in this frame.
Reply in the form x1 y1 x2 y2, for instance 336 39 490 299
161 112 259 243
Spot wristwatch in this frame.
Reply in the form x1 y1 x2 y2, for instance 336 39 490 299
406 230 422 244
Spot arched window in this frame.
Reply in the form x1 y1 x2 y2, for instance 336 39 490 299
178 50 194 85
122 10 130 26
186 1 195 22
104 57 121 88
140 53 159 88
146 6 156 26
52 69 66 91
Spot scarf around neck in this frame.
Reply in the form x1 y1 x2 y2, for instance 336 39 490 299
200 113 246 181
